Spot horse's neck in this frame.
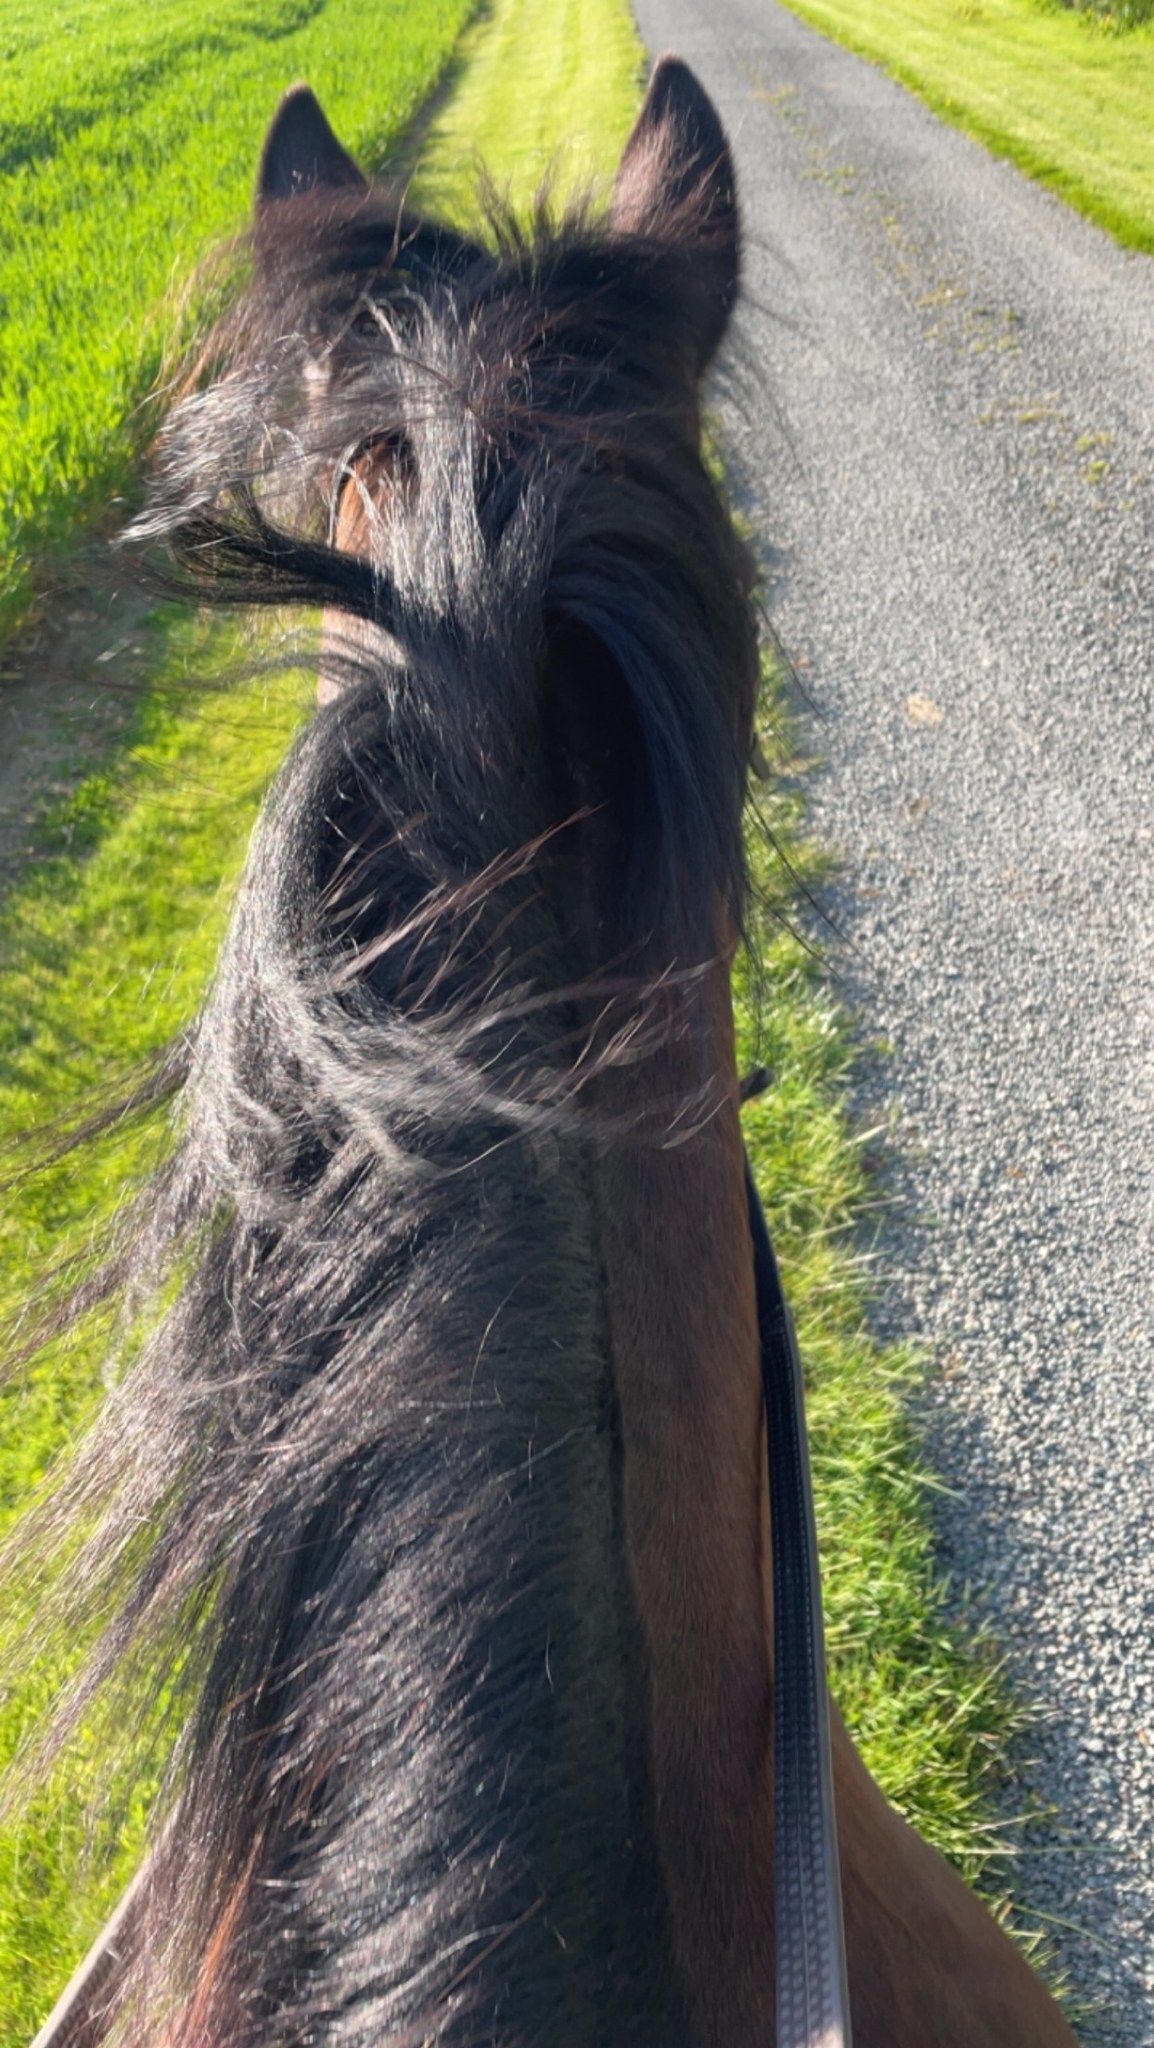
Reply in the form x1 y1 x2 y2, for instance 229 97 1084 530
592 955 778 2041
163 1068 687 2046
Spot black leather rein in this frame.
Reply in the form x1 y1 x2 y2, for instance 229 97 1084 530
747 1147 853 2048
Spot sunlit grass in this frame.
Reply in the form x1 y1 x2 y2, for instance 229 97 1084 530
0 622 310 2034
778 0 1154 251
0 0 476 639
735 708 1035 1894
412 0 641 217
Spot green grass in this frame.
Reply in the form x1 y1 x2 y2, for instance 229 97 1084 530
413 0 641 217
0 0 1059 2032
0 632 311 2036
0 0 476 640
735 748 1032 1889
777 0 1154 252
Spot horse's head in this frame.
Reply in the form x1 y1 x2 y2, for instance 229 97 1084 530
143 57 758 974
32 61 780 2048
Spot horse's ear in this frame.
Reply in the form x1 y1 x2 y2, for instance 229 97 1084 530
257 83 367 206
611 56 739 369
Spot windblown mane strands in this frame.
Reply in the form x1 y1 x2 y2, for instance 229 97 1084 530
5 73 759 2047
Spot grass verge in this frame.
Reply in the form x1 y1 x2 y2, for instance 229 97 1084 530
1 0 1057 2030
777 0 1154 253
0 0 475 641
736 716 1035 1893
413 0 641 215
0 630 311 2036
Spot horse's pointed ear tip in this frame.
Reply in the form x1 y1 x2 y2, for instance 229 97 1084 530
649 52 691 87
259 82 318 175
257 82 366 205
277 80 320 115
641 54 714 116
627 55 729 171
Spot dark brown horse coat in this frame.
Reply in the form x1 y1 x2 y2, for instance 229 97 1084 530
10 56 1078 2048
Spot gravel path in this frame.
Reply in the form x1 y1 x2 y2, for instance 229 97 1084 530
631 3 1154 2038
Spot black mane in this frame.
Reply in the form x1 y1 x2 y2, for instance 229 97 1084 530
4 149 759 2047
137 185 757 942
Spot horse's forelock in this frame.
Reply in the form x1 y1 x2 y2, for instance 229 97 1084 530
133 184 758 957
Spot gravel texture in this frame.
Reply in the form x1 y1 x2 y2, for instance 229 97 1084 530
632 2 1154 2039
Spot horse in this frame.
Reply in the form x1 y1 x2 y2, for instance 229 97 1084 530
6 54 1079 2048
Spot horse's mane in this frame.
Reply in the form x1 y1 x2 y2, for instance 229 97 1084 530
2 175 759 2045
141 182 756 939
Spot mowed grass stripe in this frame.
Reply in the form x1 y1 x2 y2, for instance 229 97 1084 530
1 0 1052 2031
778 0 1154 254
411 0 642 216
0 636 311 2036
0 0 475 638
